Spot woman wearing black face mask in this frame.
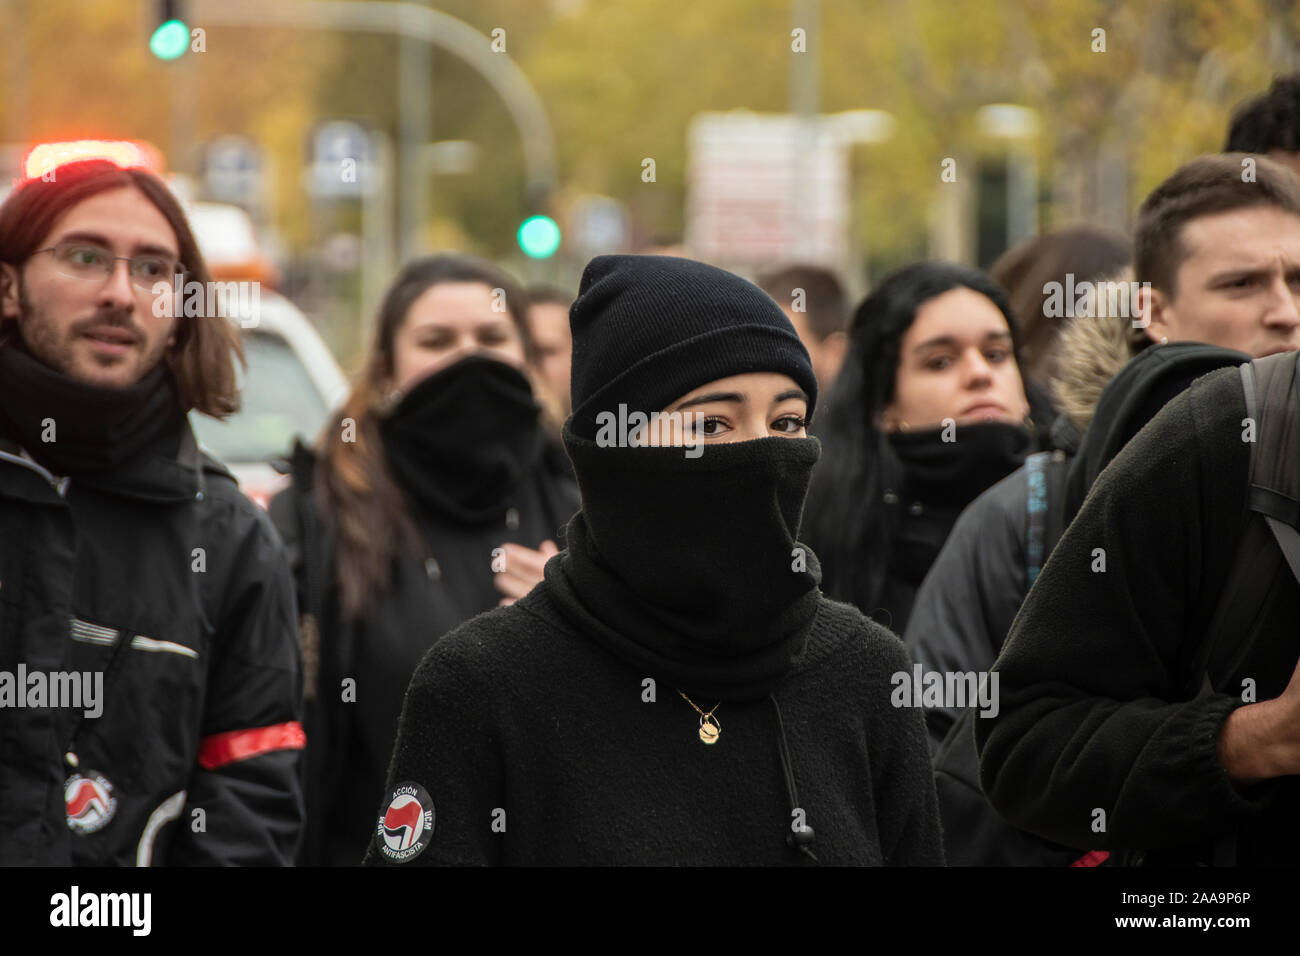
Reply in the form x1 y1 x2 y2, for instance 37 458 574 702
804 262 1048 635
268 254 580 866
363 254 943 867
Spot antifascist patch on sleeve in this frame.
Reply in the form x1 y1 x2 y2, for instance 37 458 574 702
375 782 435 863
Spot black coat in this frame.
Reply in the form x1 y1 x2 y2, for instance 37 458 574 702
361 584 944 866
905 413 1082 752
269 438 580 866
907 345 1250 866
0 426 304 866
976 366 1300 864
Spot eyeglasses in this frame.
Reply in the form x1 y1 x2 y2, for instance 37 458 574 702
33 241 183 291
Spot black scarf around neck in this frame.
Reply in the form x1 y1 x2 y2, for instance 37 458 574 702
0 341 186 478
544 426 823 702
887 420 1033 509
380 356 545 525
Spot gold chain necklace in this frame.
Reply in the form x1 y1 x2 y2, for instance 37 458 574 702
678 690 722 745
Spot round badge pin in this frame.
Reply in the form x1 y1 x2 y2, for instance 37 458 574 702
376 782 435 863
65 771 118 834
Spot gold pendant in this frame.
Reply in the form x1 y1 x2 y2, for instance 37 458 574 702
699 719 720 745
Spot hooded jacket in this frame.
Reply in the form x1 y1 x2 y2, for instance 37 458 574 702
904 305 1248 864
361 427 944 867
268 368 580 867
976 363 1300 864
0 358 304 866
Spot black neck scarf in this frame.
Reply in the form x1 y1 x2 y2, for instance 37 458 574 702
887 420 1033 509
380 356 545 525
544 426 823 702
0 341 186 478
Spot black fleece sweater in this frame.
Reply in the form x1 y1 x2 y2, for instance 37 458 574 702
362 583 944 866
269 440 579 866
976 366 1300 863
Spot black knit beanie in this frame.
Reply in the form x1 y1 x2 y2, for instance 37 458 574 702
567 255 818 439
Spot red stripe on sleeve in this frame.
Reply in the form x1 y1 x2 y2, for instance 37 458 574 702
197 721 306 770
1069 850 1110 867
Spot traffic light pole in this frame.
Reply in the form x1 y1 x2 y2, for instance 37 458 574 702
169 51 198 175
399 8 432 262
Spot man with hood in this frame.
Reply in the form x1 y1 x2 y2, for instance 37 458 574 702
908 153 1300 865
975 154 1300 865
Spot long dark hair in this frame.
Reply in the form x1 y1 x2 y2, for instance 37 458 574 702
316 253 536 621
804 261 1044 616
0 159 243 418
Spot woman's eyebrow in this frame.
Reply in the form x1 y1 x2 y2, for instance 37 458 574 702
914 330 1011 354
773 389 808 404
674 391 745 410
913 334 959 354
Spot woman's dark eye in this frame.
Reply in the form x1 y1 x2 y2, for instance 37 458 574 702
985 349 1009 364
772 415 807 433
925 356 952 371
699 417 725 436
479 332 508 346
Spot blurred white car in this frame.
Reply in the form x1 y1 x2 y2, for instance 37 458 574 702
185 202 348 508
189 291 349 509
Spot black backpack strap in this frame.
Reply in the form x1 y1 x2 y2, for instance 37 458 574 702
1190 356 1300 691
1244 352 1300 499
1244 353 1300 587
1181 361 1289 696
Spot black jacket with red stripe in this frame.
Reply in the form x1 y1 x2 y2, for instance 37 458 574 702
0 420 305 866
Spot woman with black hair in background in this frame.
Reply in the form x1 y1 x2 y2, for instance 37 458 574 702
804 262 1044 634
269 254 579 865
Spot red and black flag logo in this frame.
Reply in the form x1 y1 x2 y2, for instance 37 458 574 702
65 771 117 834
376 782 434 863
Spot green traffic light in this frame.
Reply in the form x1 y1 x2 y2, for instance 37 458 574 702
150 19 189 61
518 215 561 259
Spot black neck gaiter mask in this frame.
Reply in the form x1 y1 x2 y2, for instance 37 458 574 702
0 341 185 477
380 355 545 525
887 420 1033 509
545 426 823 702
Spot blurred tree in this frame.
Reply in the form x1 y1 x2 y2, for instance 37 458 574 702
4 0 1299 303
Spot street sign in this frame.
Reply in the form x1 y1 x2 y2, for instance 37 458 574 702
201 135 264 207
686 111 850 270
306 121 379 198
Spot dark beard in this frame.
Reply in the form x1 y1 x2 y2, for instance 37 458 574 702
13 274 167 387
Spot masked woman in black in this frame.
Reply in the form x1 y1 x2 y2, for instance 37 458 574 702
269 254 579 865
803 262 1042 634
363 254 942 866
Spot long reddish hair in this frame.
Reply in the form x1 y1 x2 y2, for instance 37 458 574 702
0 159 243 418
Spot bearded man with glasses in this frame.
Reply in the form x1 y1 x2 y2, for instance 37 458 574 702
0 159 305 866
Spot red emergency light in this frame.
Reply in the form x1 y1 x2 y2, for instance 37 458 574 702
22 140 165 181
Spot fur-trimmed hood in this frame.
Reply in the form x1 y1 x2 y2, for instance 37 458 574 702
1049 267 1151 432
